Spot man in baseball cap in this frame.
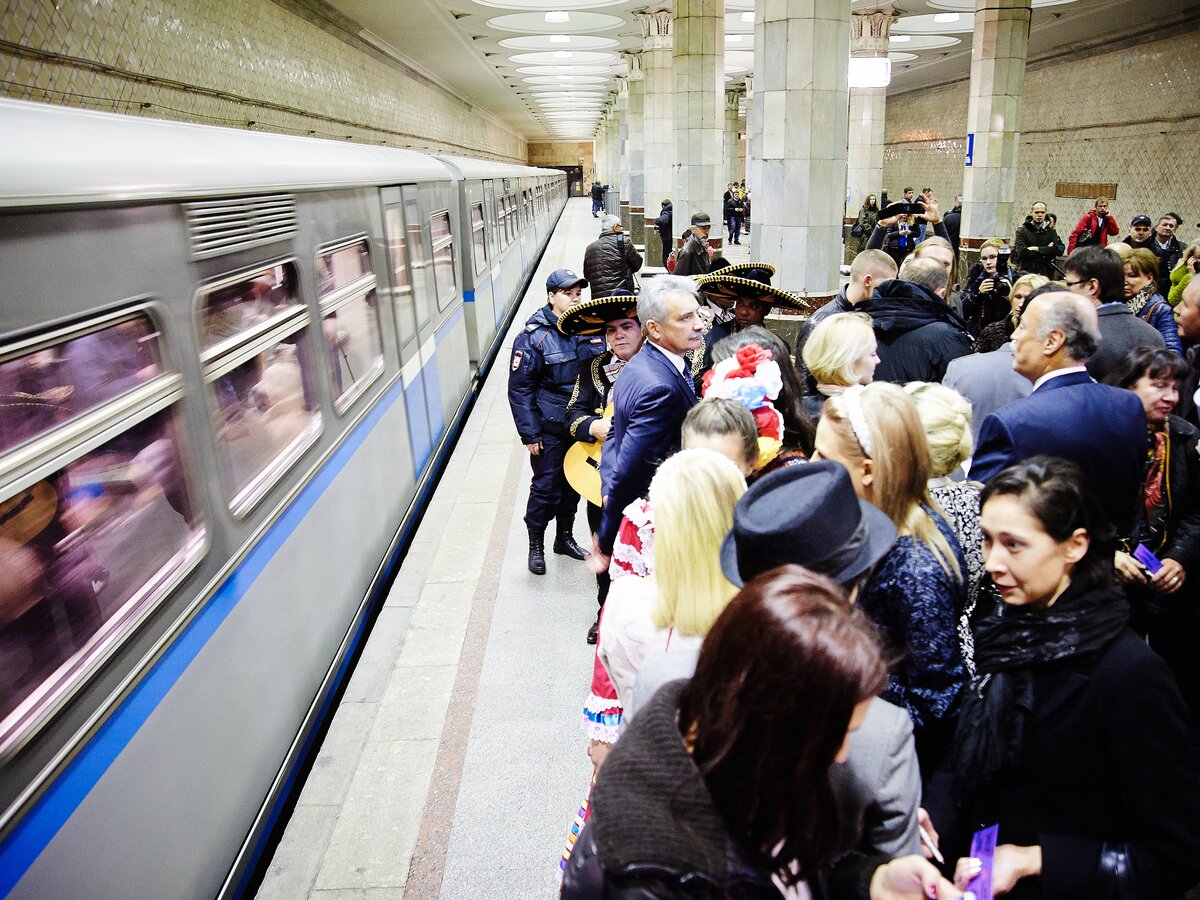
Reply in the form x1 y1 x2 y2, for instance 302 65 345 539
547 268 588 292
1124 215 1154 251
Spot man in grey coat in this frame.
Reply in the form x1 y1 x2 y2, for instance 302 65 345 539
942 342 1032 444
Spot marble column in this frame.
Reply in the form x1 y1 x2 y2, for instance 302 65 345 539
743 73 755 209
672 0 725 250
846 9 895 220
961 0 1032 252
724 88 743 188
638 9 673 267
750 0 851 297
624 51 647 247
616 75 631 232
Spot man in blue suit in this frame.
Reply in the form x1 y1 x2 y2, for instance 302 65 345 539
970 291 1147 537
591 275 704 566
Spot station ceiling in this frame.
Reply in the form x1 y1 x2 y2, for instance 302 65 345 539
327 0 1198 141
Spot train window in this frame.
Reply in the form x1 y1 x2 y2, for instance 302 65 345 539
483 180 497 260
198 261 320 516
402 187 433 330
430 212 457 311
316 238 384 412
384 206 417 351
0 312 204 755
470 203 487 275
200 263 302 354
0 315 164 455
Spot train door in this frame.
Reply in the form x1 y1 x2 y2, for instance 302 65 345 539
382 186 438 474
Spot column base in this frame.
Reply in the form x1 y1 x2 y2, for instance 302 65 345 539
619 201 632 235
644 218 665 267
630 206 645 247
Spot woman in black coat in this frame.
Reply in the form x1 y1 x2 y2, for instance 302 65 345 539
1103 348 1200 720
942 457 1200 898
561 567 957 899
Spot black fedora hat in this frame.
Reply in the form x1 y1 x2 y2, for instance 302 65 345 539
720 461 897 587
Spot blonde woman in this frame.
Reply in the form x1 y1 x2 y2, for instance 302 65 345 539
904 382 981 676
974 272 1049 353
812 382 966 772
800 312 879 421
597 448 745 709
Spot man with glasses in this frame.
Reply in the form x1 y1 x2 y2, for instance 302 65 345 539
672 212 714 277
1062 246 1164 381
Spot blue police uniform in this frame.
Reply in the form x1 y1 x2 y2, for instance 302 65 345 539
508 303 605 538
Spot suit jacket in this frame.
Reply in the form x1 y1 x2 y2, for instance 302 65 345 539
969 370 1147 536
941 342 1032 444
627 651 922 859
597 343 697 554
1085 302 1166 382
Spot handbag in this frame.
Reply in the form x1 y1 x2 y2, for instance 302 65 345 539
851 223 864 238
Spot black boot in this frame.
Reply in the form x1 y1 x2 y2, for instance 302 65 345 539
527 528 546 575
553 528 590 560
586 616 600 645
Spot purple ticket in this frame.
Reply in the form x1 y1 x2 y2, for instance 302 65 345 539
1133 543 1164 574
966 824 999 900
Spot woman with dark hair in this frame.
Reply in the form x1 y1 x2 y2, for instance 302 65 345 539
562 565 958 899
710 326 816 478
942 457 1200 898
1103 347 1200 719
1123 248 1180 353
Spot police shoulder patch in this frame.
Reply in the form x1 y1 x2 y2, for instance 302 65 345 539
511 349 524 371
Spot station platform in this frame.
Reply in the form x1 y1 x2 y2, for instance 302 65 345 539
255 198 624 900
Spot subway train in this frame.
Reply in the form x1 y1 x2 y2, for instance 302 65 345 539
0 98 565 898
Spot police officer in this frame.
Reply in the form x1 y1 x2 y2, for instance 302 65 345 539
509 269 606 574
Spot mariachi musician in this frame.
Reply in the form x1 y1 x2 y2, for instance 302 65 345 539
559 294 643 644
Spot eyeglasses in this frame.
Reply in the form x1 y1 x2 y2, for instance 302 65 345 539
1064 278 1088 287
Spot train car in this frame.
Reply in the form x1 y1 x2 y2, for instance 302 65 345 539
0 98 564 898
435 156 566 371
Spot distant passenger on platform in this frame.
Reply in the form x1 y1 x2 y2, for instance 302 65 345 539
1149 213 1186 298
1172 278 1200 427
671 213 713 277
868 193 950 270
653 199 672 265
814 383 968 773
591 276 703 570
962 239 1018 336
1123 213 1154 251
507 269 603 576
589 180 604 217
1066 195 1120 253
1061 246 1165 380
968 290 1147 539
943 195 962 256
723 189 745 246
972 272 1049 354
582 214 642 298
860 257 973 384
1012 201 1064 278
560 294 644 644
563 566 958 899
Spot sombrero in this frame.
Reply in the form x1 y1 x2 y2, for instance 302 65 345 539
557 294 639 336
696 266 810 312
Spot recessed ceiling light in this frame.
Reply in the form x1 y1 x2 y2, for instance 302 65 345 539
557 74 571 79
933 13 960 23
740 11 753 22
890 34 911 42
548 34 571 43
554 51 572 58
544 10 569 23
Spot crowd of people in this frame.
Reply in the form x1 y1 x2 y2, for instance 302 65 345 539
506 195 1200 898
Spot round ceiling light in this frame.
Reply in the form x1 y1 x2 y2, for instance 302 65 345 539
487 11 624 34
887 34 961 50
471 0 626 10
891 13 975 34
523 74 608 85
499 34 618 51
509 50 618 65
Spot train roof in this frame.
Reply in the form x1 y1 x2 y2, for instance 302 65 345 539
0 99 460 208
433 155 557 181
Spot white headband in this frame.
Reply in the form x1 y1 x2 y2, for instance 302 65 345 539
841 385 875 459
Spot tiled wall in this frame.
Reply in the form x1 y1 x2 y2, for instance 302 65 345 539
883 29 1200 243
527 141 595 175
1 0 528 162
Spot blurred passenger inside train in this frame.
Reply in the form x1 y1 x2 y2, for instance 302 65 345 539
938 457 1200 899
563 565 958 899
800 312 880 422
1103 347 1200 720
813 382 967 773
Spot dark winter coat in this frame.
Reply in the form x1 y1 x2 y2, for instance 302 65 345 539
654 204 673 246
672 233 710 278
860 279 973 384
1012 217 1064 277
583 230 643 298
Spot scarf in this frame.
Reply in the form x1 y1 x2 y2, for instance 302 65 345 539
952 580 1128 796
1127 284 1156 317
1143 428 1169 546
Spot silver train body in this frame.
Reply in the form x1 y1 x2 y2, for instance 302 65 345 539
0 99 564 898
